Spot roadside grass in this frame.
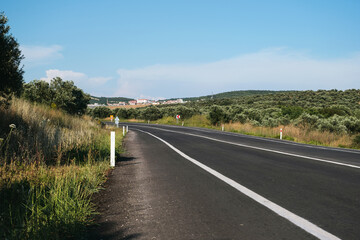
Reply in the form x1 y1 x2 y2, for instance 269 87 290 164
121 115 356 149
223 122 353 148
0 98 123 239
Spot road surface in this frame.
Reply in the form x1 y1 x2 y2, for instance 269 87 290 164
90 122 360 240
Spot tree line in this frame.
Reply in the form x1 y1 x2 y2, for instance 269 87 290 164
88 89 360 135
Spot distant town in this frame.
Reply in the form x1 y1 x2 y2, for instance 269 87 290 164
88 98 185 108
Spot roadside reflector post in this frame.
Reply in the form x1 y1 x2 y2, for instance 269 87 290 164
115 116 119 128
148 120 150 124
123 126 125 136
182 121 184 126
126 125 129 132
110 131 115 167
280 128 283 140
222 124 224 131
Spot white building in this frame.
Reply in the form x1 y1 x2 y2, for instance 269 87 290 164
137 99 149 104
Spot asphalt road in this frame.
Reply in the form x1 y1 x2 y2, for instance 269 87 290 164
91 122 360 240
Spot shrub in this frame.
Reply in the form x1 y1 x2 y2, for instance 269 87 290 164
90 106 112 118
353 135 360 147
281 106 303 119
116 108 128 119
234 113 247 124
317 115 347 134
295 113 319 128
208 105 229 125
262 117 279 127
141 106 163 121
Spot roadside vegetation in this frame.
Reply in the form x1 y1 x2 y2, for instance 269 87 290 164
88 89 360 149
1 12 124 239
0 98 123 239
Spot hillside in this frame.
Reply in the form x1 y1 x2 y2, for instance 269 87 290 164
90 96 135 104
181 90 291 101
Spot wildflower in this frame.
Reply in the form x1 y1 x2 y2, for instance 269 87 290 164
9 124 16 129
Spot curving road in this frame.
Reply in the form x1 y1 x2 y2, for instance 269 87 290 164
91 122 360 240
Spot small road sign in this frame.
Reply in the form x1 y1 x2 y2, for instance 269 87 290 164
115 116 119 127
110 115 114 122
176 115 181 119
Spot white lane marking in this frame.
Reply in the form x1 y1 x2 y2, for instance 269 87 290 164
126 122 360 154
132 125 360 169
136 129 341 240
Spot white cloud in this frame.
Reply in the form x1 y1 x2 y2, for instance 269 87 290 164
115 48 360 98
20 45 63 67
41 69 112 95
41 69 86 82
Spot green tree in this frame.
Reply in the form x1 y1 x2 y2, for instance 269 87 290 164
23 80 52 104
90 107 112 118
23 78 90 115
141 106 163 121
50 77 90 115
0 12 24 97
208 105 229 125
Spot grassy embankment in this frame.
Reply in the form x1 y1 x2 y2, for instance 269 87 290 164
120 115 357 149
0 98 123 239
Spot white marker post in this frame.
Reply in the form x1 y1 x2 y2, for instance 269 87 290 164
126 125 129 133
110 131 115 167
123 126 125 136
222 124 224 131
115 116 119 128
280 128 283 140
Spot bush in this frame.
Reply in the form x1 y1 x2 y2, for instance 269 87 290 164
234 113 247 124
141 106 163 121
90 107 112 118
353 135 360 147
281 106 303 119
295 113 319 128
208 105 228 125
116 108 128 119
317 115 347 134
262 117 279 127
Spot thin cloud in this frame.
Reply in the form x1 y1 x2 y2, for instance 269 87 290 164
20 45 63 67
115 48 360 99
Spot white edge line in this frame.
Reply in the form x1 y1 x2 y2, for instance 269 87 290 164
136 129 341 240
134 125 360 170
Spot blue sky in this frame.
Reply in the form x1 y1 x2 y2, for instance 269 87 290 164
2 0 360 99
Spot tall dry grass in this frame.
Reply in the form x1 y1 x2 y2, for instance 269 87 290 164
0 98 123 239
224 122 353 148
0 98 107 165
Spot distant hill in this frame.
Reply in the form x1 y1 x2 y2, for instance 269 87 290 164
181 90 291 101
89 96 135 105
